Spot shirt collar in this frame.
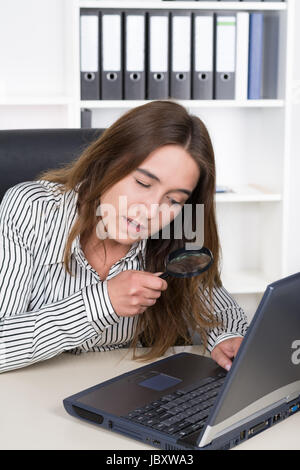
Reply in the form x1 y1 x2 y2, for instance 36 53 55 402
71 232 147 266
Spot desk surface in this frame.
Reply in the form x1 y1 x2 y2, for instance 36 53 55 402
1 345 300 450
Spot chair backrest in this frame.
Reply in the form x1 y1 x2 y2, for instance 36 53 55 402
0 128 104 202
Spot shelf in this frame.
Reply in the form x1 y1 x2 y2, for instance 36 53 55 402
78 1 287 11
0 98 285 108
222 269 275 294
0 96 73 106
80 99 285 109
216 184 282 203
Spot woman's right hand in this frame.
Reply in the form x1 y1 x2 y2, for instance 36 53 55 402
106 270 168 317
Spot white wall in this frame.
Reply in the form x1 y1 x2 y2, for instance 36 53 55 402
0 0 68 128
0 0 66 97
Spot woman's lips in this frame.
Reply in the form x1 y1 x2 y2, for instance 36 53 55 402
123 216 145 232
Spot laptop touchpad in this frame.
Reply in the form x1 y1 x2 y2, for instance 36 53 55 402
138 373 182 391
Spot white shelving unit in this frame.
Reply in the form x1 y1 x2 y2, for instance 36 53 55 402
79 99 285 109
76 1 287 12
70 0 298 321
0 0 298 323
0 97 73 106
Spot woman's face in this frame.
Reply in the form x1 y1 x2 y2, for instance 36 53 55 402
97 144 200 247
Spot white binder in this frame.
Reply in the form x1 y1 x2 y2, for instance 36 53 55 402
147 11 169 100
80 12 99 100
235 12 250 101
101 11 122 100
215 14 237 100
124 12 146 100
192 12 214 100
170 11 192 100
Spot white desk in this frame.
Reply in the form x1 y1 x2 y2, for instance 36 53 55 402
1 346 300 450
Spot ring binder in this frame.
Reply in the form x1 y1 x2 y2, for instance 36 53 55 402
124 11 146 100
147 11 170 100
235 12 250 101
80 10 100 100
192 12 214 100
214 13 237 100
170 11 192 100
248 13 264 100
101 10 123 100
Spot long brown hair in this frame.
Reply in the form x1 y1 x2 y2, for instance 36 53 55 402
37 100 223 361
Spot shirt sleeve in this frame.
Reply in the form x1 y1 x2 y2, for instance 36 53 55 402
0 186 120 374
189 283 249 353
205 284 249 353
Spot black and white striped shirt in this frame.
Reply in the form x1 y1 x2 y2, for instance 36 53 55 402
0 180 248 373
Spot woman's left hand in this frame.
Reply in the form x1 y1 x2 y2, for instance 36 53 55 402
211 337 244 372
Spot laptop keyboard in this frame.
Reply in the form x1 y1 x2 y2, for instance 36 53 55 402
122 373 226 439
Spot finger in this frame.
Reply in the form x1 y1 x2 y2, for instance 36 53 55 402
139 298 157 307
232 338 244 356
140 287 162 299
211 347 232 372
142 274 167 291
153 272 168 290
133 271 168 291
223 338 243 358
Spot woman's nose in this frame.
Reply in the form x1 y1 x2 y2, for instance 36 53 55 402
146 202 160 220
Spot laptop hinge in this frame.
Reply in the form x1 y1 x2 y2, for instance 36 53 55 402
198 380 300 448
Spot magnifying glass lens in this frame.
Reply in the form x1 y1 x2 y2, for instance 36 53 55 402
167 253 211 275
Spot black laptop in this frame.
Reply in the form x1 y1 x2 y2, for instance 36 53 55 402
63 272 300 450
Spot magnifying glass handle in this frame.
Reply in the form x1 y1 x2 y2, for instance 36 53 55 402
159 272 169 280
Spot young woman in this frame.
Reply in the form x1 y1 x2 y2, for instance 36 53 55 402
0 100 248 373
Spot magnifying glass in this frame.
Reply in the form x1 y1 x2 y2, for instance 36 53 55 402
158 246 213 280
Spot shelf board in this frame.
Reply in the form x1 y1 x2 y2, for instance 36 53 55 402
222 269 275 294
78 1 287 11
80 99 285 109
216 184 282 203
0 96 73 106
0 98 285 108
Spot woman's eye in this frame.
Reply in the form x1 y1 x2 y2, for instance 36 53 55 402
135 179 150 188
135 179 180 205
170 199 180 206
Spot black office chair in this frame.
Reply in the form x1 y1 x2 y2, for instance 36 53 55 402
0 128 104 202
